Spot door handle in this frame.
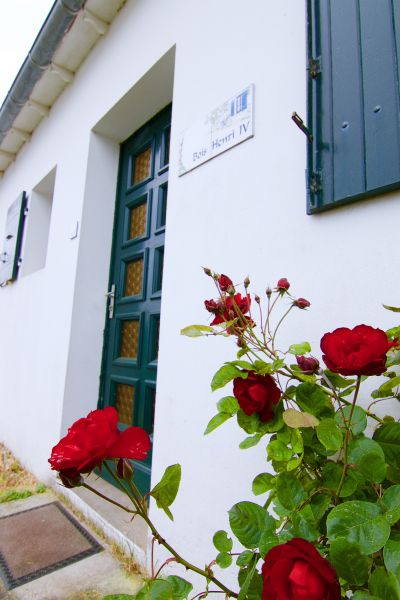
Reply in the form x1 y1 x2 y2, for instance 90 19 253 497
105 284 116 319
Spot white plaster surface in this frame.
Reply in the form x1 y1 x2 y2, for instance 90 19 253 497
0 0 399 592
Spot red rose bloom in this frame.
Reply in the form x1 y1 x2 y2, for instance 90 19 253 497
217 274 233 292
321 324 392 376
210 293 251 326
233 371 281 422
276 278 290 291
262 538 340 600
49 407 151 480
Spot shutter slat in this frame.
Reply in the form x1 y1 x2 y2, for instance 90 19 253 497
330 0 366 200
360 0 400 190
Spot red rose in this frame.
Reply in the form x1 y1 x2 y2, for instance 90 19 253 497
218 274 233 292
233 371 281 422
262 538 340 600
293 297 311 309
276 278 290 291
204 299 220 313
296 355 320 374
49 407 151 480
210 293 251 326
321 324 392 376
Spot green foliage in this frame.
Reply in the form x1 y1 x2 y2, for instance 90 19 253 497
295 383 333 417
335 405 367 434
180 324 214 337
348 438 387 483
384 538 400 577
228 501 276 549
382 485 400 524
316 418 343 452
211 364 247 391
326 501 391 554
373 422 400 467
213 530 233 553
275 472 306 510
369 567 400 599
329 539 371 584
287 342 311 355
133 577 193 600
283 409 319 428
252 473 274 495
150 465 181 520
204 412 232 435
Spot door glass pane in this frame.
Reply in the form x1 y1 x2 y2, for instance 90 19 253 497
149 315 160 362
162 127 171 167
157 184 168 229
132 147 151 185
119 320 139 359
115 384 134 426
129 202 147 240
124 257 143 296
148 387 156 435
153 247 164 293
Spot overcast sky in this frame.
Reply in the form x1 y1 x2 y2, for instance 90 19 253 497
0 0 55 107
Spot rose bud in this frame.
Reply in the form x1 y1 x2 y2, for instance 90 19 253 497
276 278 290 291
244 276 250 288
59 473 83 489
255 294 260 304
202 267 212 276
217 274 233 292
293 297 311 309
117 458 134 480
296 355 320 373
204 299 220 313
266 287 272 298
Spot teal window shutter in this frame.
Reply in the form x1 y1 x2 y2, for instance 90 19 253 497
307 0 400 213
0 191 27 285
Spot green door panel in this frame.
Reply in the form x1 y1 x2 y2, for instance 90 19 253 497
99 105 171 494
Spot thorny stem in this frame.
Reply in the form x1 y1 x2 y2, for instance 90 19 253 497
154 557 177 578
336 376 362 497
81 482 136 514
190 591 226 600
84 464 238 597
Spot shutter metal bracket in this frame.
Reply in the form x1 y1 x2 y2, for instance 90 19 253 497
291 112 313 142
310 172 322 195
309 57 321 79
105 284 116 319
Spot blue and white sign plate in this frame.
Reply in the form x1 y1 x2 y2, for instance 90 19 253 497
178 84 254 176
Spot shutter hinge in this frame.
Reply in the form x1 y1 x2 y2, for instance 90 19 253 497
308 57 321 79
310 172 322 195
291 112 313 142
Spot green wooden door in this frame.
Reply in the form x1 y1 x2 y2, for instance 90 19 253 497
99 106 171 494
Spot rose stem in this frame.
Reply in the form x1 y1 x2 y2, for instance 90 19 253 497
336 376 362 497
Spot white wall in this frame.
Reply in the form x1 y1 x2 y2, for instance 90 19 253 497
0 0 399 587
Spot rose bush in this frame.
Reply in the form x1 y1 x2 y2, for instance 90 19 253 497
261 538 340 600
49 406 150 481
49 271 400 600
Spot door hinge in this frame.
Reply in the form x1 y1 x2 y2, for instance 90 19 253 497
105 283 116 319
309 57 321 79
310 172 322 195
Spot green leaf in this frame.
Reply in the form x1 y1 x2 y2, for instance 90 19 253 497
296 383 333 417
229 502 276 549
135 580 174 600
310 494 331 522
387 349 400 368
213 530 233 553
211 365 247 391
204 412 232 435
382 485 400 524
348 438 387 483
165 576 193 600
252 473 274 496
237 410 260 434
316 418 343 452
383 304 400 313
267 440 293 462
372 376 400 399
384 539 400 578
329 539 371 585
150 465 181 521
373 422 400 467
217 396 240 414
387 326 400 340
180 324 214 337
275 472 306 510
236 550 254 567
283 409 319 428
239 434 263 449
258 530 292 556
237 558 259 600
291 505 319 541
369 566 400 600
216 552 232 568
352 593 380 600
322 462 363 497
326 501 391 554
102 596 135 600
335 405 367 434
287 342 312 355
323 369 356 388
